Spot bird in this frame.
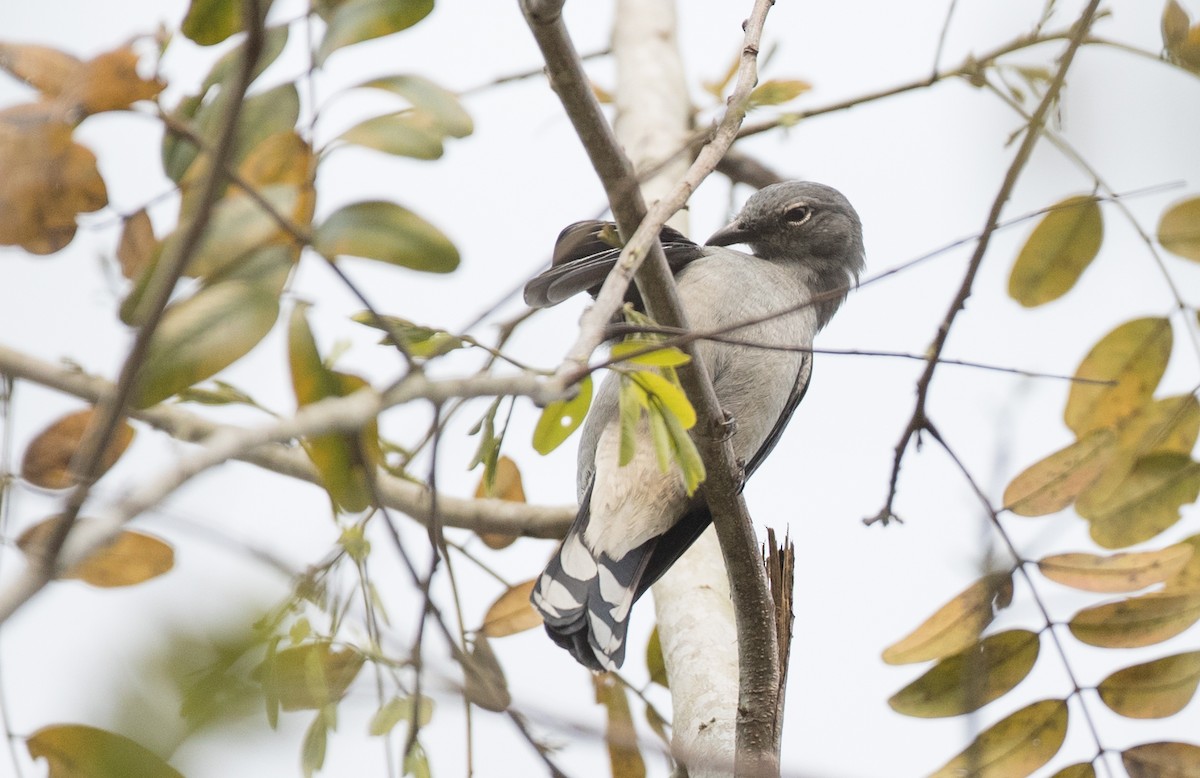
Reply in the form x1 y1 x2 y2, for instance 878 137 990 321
526 181 865 671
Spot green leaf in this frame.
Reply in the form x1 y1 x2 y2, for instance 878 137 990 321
368 695 434 736
181 0 240 46
618 377 648 467
647 404 673 474
340 111 447 159
351 313 466 358
883 573 1014 665
1008 195 1103 307
930 699 1068 778
532 376 592 455
288 306 379 513
301 713 327 778
1069 589 1200 648
258 641 365 711
888 630 1039 718
315 201 459 273
1098 651 1200 719
1050 763 1096 778
26 724 183 778
609 340 691 368
747 78 812 108
317 0 434 63
1158 196 1200 261
404 742 431 778
1003 430 1114 516
355 75 473 137
658 402 705 495
1038 545 1195 593
646 627 668 688
1064 317 1172 437
170 185 298 280
200 24 290 93
132 279 280 408
1123 741 1200 777
1076 453 1200 549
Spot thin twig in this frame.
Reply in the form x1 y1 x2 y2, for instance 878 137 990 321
18 0 266 619
868 0 1105 528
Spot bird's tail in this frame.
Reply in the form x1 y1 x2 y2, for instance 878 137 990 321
530 502 651 671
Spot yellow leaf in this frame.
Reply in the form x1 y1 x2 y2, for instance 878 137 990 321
1008 195 1103 307
21 409 135 489
888 630 1039 718
1003 430 1114 516
883 573 1013 665
1165 534 1200 591
368 695 434 737
633 370 696 429
1038 546 1194 593
18 518 173 587
532 376 592 455
1098 651 1200 719
1064 317 1172 437
1158 196 1200 261
1123 741 1200 777
748 79 812 108
1069 589 1200 648
609 340 691 368
930 699 1068 778
237 130 316 228
1085 394 1200 505
26 723 183 778
0 103 107 254
593 673 647 778
480 579 542 638
317 0 434 64
1076 453 1200 549
1050 764 1096 778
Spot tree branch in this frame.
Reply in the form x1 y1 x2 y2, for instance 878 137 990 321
868 0 1105 527
520 0 782 773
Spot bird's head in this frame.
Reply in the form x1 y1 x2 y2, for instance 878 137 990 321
705 181 866 287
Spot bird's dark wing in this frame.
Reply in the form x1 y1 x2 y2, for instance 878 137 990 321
631 353 812 601
524 220 704 309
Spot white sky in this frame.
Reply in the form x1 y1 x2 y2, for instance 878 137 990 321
1 1 1199 777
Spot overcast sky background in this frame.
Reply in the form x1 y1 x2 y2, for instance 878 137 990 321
1 1 1199 777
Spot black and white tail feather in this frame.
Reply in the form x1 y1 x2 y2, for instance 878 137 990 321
526 182 864 671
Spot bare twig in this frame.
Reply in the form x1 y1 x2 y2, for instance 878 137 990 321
18 0 267 621
868 0 1105 528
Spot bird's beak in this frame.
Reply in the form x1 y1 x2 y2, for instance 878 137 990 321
705 220 751 247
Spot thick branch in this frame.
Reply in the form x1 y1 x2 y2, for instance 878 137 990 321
521 0 782 772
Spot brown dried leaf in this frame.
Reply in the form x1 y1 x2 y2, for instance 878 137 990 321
21 408 135 489
474 455 525 548
117 209 156 280
1098 651 1200 719
593 673 647 778
461 635 510 712
480 579 541 638
930 699 1068 778
17 518 174 587
883 572 1014 665
1123 741 1200 777
1070 589 1200 648
0 103 107 254
1003 430 1113 516
0 43 83 97
68 45 165 114
1038 545 1194 593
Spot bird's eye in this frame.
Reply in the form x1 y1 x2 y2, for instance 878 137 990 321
783 204 812 225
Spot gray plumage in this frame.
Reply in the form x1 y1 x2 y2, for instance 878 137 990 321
527 181 865 670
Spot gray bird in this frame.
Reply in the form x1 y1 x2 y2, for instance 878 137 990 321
525 181 865 670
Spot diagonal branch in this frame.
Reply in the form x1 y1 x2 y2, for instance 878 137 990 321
868 0 1105 527
520 0 783 772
